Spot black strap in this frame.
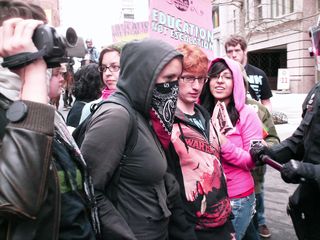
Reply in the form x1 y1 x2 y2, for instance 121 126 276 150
97 93 138 204
91 93 138 156
1 49 46 69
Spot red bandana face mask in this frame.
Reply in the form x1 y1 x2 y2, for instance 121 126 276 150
150 80 179 149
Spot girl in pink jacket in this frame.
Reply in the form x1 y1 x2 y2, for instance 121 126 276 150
200 57 263 240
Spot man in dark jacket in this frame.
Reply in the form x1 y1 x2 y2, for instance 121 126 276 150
250 21 320 240
250 84 320 240
0 1 97 239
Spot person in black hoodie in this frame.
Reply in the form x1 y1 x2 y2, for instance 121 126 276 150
81 38 183 239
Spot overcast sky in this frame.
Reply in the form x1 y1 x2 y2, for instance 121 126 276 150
59 0 149 48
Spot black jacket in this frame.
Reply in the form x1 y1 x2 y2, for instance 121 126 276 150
269 82 320 239
0 94 95 240
81 39 183 240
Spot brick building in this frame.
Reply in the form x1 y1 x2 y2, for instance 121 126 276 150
212 0 320 93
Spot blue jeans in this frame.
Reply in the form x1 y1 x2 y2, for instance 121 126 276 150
231 193 256 240
256 190 265 225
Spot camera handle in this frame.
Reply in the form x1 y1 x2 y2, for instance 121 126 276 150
1 48 46 70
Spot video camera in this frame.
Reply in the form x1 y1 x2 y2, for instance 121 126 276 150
33 25 87 67
1 25 86 69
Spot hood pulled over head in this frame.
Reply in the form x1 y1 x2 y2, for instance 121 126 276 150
209 57 246 112
116 38 183 117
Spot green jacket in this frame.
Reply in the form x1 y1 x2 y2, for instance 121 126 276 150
246 98 280 193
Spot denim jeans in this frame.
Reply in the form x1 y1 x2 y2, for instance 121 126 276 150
256 190 265 225
231 193 256 240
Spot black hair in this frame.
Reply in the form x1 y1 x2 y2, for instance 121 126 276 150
72 63 102 102
200 60 240 126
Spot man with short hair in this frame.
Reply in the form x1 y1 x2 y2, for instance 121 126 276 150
225 35 273 113
85 39 99 63
166 44 234 240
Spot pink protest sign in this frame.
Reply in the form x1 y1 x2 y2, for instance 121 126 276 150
149 0 215 59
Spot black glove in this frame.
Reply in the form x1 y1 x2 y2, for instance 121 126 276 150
281 160 320 184
249 142 268 166
281 160 301 184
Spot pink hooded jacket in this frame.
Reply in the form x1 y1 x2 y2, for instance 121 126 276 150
209 57 263 198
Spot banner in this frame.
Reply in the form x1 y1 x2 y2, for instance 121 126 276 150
112 21 149 43
149 0 215 58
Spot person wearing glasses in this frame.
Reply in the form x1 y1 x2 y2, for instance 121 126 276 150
200 57 263 240
79 46 121 124
166 44 235 240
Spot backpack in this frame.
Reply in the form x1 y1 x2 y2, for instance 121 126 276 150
72 92 138 203
73 92 137 150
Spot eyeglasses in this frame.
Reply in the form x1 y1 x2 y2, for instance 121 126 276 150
209 74 232 82
98 65 120 73
180 76 208 84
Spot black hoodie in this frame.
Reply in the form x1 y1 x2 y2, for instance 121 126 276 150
81 39 183 240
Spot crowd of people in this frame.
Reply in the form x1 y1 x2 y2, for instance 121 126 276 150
0 1 320 240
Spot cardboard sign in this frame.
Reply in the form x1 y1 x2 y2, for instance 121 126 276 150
112 21 149 43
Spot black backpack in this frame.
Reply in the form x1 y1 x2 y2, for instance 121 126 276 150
72 92 138 203
73 92 137 151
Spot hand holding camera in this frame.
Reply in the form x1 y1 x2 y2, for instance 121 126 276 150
0 18 43 58
1 19 85 69
0 18 48 103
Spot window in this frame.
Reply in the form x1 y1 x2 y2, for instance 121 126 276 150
272 0 294 17
233 10 236 33
124 13 134 19
212 6 219 28
246 0 250 23
256 0 263 21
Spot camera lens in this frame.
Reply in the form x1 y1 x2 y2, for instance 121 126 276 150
66 28 77 47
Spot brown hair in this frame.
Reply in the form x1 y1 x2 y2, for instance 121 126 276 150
98 45 121 81
224 35 247 52
0 0 47 25
176 43 208 76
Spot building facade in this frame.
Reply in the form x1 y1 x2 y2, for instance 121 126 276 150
212 0 320 93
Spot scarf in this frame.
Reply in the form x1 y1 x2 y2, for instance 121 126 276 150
101 87 116 100
150 80 179 149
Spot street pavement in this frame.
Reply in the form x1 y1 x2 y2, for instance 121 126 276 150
58 92 307 240
263 92 307 240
